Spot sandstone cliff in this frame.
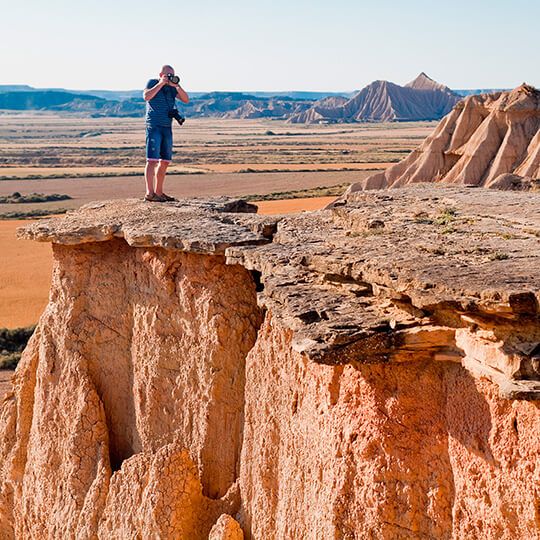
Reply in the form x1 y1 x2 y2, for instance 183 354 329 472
1 190 539 538
345 84 540 193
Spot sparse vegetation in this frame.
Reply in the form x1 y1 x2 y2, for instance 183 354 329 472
0 192 72 204
0 208 68 219
0 325 36 370
436 207 457 225
0 170 204 181
237 167 381 174
490 252 510 261
0 115 432 171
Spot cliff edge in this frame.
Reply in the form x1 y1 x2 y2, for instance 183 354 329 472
1 190 539 538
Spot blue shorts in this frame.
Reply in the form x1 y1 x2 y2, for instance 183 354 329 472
146 125 173 162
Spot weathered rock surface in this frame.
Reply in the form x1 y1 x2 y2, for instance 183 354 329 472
1 192 539 538
239 314 539 539
345 84 540 193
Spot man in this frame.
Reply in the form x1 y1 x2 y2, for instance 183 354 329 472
142 65 189 202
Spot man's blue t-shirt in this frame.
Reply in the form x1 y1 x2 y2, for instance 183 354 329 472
145 79 177 127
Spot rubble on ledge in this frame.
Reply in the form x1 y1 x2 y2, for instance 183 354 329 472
18 186 540 399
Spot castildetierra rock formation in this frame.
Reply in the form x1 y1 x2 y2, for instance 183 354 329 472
345 84 540 193
1 190 540 538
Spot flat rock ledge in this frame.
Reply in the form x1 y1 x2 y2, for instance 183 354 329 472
18 187 540 399
18 197 278 253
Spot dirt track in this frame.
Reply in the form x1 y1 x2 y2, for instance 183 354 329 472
0 170 370 214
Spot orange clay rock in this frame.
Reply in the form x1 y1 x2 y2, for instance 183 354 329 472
209 514 244 540
343 84 540 194
3 195 539 538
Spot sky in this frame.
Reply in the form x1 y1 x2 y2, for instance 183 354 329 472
0 0 538 92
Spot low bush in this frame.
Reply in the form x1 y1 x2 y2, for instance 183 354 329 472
0 208 69 219
0 192 72 204
0 325 36 370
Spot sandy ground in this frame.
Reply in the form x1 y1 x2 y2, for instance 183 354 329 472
0 220 53 328
256 196 336 214
0 196 335 329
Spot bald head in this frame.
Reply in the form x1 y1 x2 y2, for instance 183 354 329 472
160 65 174 76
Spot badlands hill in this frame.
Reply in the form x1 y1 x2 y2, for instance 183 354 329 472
1 189 539 538
345 83 540 193
287 72 462 123
0 89 314 120
183 92 313 120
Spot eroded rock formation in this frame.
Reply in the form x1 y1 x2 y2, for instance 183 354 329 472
345 84 540 193
2 191 539 538
287 72 461 124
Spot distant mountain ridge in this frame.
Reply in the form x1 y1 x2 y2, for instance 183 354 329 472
0 76 510 122
0 85 350 102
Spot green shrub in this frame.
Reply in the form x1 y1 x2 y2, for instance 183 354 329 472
0 353 21 370
0 325 36 371
0 192 72 204
436 207 457 226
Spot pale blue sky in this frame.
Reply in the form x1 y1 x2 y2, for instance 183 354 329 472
1 0 538 92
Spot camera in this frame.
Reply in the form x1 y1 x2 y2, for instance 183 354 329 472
168 108 185 126
167 74 180 85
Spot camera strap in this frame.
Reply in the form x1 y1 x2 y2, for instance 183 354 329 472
163 84 176 112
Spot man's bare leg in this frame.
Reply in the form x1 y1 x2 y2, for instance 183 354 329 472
145 160 158 195
155 160 170 196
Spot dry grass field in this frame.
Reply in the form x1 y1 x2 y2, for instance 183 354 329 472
0 113 433 172
0 115 433 329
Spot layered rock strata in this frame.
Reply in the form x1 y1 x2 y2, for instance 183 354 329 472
345 84 540 193
2 190 539 538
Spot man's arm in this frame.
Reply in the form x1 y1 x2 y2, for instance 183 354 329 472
143 77 167 101
175 85 189 104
